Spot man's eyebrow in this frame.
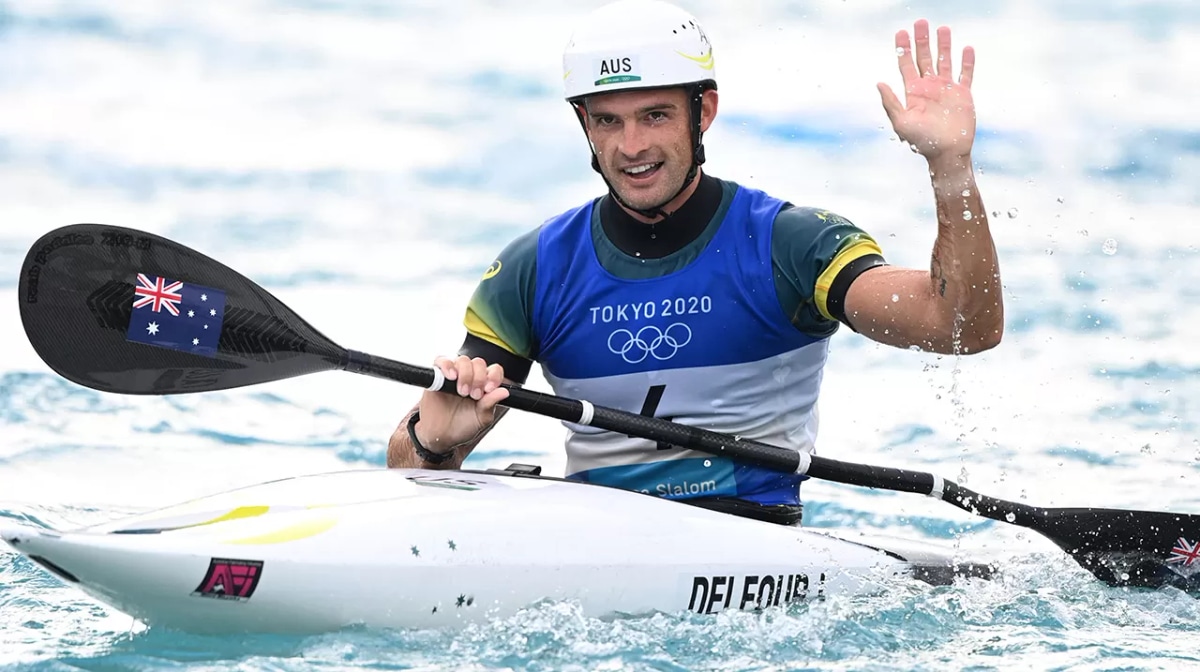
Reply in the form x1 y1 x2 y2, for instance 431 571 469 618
589 102 678 117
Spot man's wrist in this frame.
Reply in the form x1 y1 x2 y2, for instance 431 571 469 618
407 411 455 464
927 154 973 179
928 155 976 199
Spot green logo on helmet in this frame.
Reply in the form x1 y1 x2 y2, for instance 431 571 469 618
594 56 641 86
595 74 642 86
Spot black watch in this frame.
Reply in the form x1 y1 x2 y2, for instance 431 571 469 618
407 411 455 464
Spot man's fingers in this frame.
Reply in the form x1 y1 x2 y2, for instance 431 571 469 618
936 25 952 78
434 355 457 380
959 45 976 89
895 29 918 86
478 386 511 414
453 355 476 396
468 358 489 399
913 19 934 76
431 355 503 403
484 363 505 394
877 82 903 122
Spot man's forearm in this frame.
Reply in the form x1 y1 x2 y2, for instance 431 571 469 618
927 156 1003 351
386 406 508 470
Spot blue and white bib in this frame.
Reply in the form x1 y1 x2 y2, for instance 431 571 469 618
532 186 831 506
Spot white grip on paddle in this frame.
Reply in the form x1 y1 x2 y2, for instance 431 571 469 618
928 474 945 500
427 367 445 392
578 400 595 426
794 450 812 475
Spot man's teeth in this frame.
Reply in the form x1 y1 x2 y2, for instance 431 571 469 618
625 163 658 175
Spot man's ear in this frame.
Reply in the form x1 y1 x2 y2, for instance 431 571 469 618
699 89 719 133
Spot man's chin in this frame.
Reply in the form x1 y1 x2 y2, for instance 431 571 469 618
611 182 674 213
617 195 666 211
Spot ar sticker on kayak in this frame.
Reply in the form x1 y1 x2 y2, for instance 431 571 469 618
406 474 485 491
192 558 264 601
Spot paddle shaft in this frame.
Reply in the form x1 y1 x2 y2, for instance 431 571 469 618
342 349 940 496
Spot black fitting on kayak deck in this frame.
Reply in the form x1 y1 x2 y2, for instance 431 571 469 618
485 464 544 477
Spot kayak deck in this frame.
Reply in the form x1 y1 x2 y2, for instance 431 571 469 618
0 466 995 633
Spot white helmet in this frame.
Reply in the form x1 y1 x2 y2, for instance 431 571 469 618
562 0 716 103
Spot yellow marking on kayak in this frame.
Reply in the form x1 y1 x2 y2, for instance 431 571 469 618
224 517 337 545
142 506 272 532
203 506 270 525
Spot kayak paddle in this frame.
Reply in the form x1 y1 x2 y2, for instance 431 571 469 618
16 223 1200 592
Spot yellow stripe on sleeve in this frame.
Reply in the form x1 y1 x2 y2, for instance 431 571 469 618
463 307 520 355
813 239 884 321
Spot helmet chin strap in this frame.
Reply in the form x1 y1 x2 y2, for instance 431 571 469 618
573 85 709 222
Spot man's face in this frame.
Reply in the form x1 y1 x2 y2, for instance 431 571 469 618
582 87 715 212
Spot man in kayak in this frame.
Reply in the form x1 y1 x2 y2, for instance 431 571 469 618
387 0 1002 525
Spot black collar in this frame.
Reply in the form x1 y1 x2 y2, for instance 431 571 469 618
599 174 722 259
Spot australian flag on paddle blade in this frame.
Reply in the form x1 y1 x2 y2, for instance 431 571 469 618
124 273 226 358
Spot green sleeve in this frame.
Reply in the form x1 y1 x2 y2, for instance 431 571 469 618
771 206 885 337
462 226 540 359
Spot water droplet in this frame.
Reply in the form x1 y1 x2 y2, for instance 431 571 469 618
1078 229 1089 237
703 459 712 467
1005 512 1016 523
1140 443 1153 455
909 345 922 352
962 210 973 221
990 210 1000 218
1102 238 1118 255
895 46 906 56
891 294 900 303
961 189 971 197
1006 208 1019 219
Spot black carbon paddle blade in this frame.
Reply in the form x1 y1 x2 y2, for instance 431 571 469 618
1037 507 1200 590
944 483 1200 590
18 224 346 394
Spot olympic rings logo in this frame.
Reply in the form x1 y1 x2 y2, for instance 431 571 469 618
607 323 693 363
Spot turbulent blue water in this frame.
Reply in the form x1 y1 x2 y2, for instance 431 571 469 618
3 0 1200 669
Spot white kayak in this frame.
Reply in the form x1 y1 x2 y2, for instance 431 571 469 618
0 466 991 634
